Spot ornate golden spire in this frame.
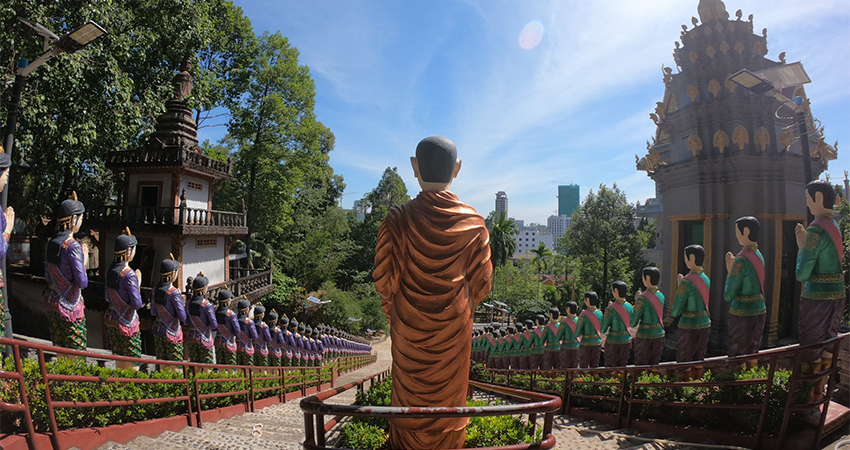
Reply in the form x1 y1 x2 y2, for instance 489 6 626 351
698 0 729 23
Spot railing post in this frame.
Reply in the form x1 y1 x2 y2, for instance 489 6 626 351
11 344 36 450
616 369 628 429
755 355 778 447
301 368 307 397
304 413 316 446
248 367 255 412
192 365 203 427
182 365 195 427
280 367 286 403
316 414 326 447
37 349 61 450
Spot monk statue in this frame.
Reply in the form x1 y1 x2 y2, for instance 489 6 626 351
374 136 492 450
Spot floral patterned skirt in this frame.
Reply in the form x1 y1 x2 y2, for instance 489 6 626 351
237 350 254 366
268 353 280 367
253 352 268 367
155 335 184 362
186 339 214 364
48 310 87 351
107 325 141 358
215 343 237 365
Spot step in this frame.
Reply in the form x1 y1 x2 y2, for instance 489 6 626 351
221 410 305 431
155 428 291 450
124 435 194 450
96 443 131 450
202 422 304 444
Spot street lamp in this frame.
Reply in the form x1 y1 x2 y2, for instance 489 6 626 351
729 63 814 222
2 18 106 344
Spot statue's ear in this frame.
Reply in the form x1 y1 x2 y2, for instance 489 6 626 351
410 157 420 179
453 158 462 179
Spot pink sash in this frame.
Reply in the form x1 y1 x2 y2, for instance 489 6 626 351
237 319 255 355
608 302 631 329
581 310 602 339
533 328 543 339
737 249 765 294
684 273 710 314
546 322 559 335
216 311 237 353
639 290 665 323
106 267 139 336
561 318 577 335
811 217 844 264
154 287 183 344
45 253 84 323
188 300 214 349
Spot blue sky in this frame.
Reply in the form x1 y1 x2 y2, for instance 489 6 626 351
203 0 850 224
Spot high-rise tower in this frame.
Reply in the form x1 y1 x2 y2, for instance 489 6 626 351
495 191 508 218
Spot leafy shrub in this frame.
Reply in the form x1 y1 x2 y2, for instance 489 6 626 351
338 422 389 450
465 414 541 447
569 373 621 413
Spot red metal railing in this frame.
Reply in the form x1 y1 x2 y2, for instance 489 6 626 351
474 333 849 450
300 370 562 450
0 336 376 450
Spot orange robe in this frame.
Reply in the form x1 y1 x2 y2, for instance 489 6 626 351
374 191 492 450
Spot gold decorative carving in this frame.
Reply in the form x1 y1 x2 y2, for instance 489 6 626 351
689 51 698 63
735 42 745 55
706 45 716 59
688 134 703 157
708 79 721 98
713 130 730 154
659 130 670 142
654 102 666 122
779 128 794 152
728 22 735 32
637 143 666 173
753 41 763 55
704 27 712 36
715 23 724 33
733 126 749 150
687 85 699 102
755 127 770 152
725 77 737 94
720 41 730 55
667 94 679 113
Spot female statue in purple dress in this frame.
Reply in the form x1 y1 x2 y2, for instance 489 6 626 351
214 288 239 366
104 227 143 369
44 192 87 351
185 272 218 364
236 298 257 366
0 149 14 339
151 254 186 364
252 304 271 366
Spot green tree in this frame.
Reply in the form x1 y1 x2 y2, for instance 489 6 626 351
339 167 409 288
567 184 640 309
227 32 330 256
488 212 519 302
0 0 254 225
530 242 552 301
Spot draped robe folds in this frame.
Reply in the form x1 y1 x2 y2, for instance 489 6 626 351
374 191 492 450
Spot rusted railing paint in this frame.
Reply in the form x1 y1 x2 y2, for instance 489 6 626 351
475 333 848 450
300 370 560 450
0 336 376 450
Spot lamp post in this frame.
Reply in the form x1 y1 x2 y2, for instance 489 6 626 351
2 18 106 344
728 63 814 222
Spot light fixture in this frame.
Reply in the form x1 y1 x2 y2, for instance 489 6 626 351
57 21 107 53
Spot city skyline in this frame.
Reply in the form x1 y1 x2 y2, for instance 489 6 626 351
200 1 849 224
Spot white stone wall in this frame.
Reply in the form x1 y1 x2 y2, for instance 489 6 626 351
127 173 173 206
182 237 226 285
180 176 210 210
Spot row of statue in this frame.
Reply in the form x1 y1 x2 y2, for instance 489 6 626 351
370 137 844 449
2 183 371 369
473 179 843 377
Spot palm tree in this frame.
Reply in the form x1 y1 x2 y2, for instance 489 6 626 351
488 212 519 302
531 242 552 301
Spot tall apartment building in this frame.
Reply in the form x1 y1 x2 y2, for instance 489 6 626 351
495 191 508 218
547 215 572 242
558 185 580 217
